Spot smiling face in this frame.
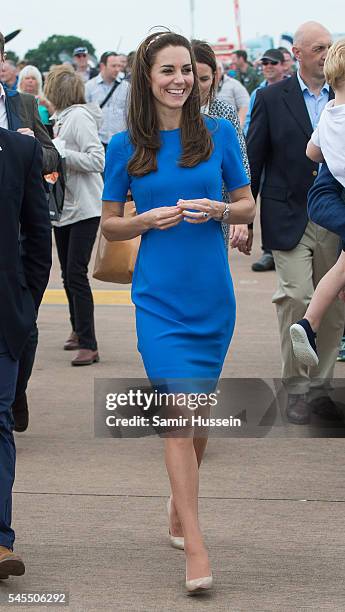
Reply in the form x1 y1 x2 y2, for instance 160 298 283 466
261 60 285 84
196 62 214 106
149 45 194 115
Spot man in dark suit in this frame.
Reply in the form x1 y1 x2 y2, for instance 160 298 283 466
0 127 52 578
0 31 58 432
247 21 345 424
0 32 51 578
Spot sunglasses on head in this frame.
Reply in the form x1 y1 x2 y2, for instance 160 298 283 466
261 59 278 66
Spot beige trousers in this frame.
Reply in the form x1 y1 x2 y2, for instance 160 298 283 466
272 221 345 396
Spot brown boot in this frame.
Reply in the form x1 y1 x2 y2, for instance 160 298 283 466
71 349 99 366
0 546 25 580
64 331 79 351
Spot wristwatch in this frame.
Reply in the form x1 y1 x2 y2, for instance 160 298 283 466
221 203 230 221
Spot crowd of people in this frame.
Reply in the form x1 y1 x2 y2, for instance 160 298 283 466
1 21 345 595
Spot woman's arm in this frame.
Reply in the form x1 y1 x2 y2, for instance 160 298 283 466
226 185 255 224
101 201 184 241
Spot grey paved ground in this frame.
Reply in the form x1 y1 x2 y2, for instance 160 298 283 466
1 222 345 611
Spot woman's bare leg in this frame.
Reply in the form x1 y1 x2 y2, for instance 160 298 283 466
193 401 211 466
193 435 209 467
169 405 210 536
169 435 209 536
165 436 211 580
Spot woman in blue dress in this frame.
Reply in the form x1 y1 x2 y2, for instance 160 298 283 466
102 31 255 595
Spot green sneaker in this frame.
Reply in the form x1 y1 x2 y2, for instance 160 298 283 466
337 336 345 362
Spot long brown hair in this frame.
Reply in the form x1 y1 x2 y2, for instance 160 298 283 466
127 30 213 177
191 39 217 107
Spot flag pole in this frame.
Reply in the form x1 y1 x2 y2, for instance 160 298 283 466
234 0 243 49
190 0 195 39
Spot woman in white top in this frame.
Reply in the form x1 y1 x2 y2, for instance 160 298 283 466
44 65 105 366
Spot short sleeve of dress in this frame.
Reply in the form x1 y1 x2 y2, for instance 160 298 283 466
102 132 130 202
219 118 250 192
311 125 320 147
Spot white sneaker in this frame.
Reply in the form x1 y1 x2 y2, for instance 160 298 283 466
290 321 319 367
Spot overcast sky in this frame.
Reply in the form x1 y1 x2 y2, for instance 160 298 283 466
3 0 345 58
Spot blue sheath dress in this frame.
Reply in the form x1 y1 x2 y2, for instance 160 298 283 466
103 117 249 388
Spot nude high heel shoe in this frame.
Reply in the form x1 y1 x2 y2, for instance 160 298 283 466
185 571 213 595
167 497 184 550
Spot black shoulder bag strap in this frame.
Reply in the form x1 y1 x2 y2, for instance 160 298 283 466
100 80 121 109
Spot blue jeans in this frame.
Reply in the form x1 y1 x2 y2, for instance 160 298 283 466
0 337 18 549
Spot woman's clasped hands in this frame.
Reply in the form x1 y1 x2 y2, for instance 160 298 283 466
143 200 250 253
142 198 221 231
177 198 224 223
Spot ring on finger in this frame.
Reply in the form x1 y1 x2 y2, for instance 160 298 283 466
203 212 209 218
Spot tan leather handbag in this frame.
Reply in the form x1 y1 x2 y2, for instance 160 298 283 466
93 201 140 284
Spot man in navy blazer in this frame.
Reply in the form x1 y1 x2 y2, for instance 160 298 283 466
0 123 51 576
0 31 58 433
247 21 345 424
